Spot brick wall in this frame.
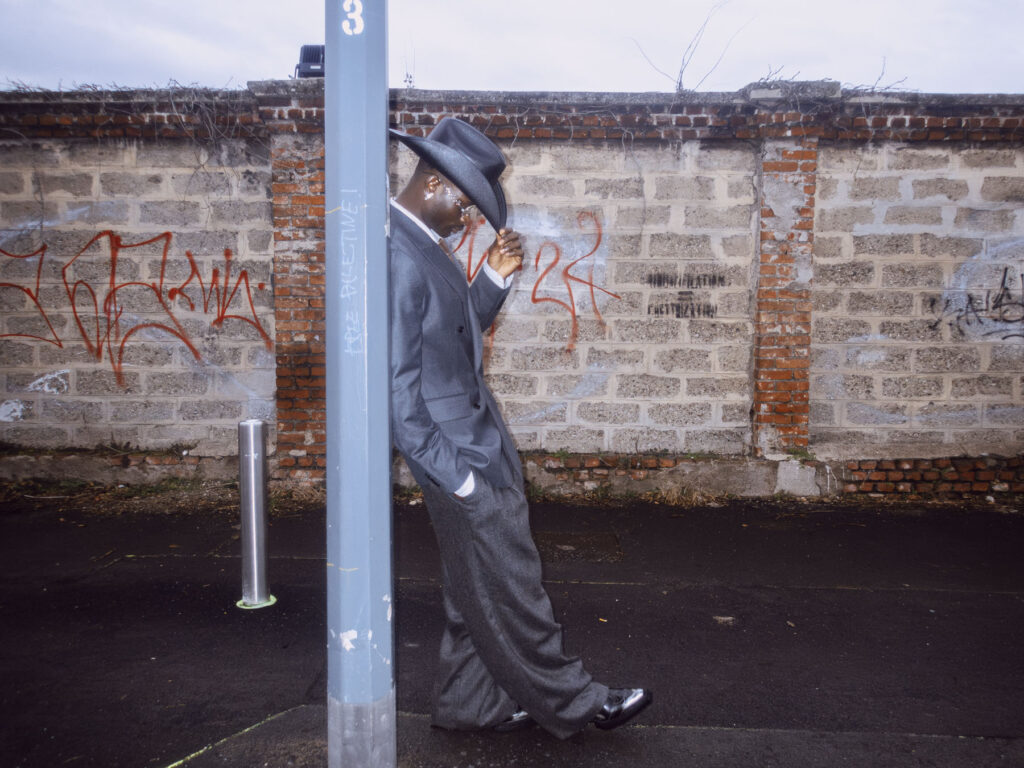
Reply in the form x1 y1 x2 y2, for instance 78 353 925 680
1 81 1022 497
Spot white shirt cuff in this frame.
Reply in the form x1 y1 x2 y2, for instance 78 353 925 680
453 470 475 498
482 261 514 289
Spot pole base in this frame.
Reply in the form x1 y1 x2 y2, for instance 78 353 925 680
236 595 277 610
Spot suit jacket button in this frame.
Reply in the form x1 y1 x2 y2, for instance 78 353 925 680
457 326 465 333
473 402 481 410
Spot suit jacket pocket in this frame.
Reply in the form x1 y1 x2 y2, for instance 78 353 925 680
425 392 473 423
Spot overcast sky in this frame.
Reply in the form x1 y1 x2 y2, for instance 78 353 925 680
2 0 1022 95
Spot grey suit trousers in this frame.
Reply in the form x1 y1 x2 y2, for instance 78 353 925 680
420 477 608 739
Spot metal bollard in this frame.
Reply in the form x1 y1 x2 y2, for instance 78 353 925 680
237 419 276 609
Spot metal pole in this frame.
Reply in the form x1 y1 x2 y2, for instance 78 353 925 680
325 1 394 766
237 419 275 609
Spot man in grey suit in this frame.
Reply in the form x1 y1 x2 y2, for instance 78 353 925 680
389 117 651 739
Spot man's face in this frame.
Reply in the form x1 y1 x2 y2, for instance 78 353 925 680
423 174 476 238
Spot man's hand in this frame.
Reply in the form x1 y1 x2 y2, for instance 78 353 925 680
486 228 524 278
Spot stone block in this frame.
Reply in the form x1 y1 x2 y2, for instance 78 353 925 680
543 319 607 344
654 176 715 200
815 262 875 287
684 205 752 230
814 236 845 259
606 234 642 259
919 234 983 259
0 424 70 447
510 347 579 371
492 318 538 342
954 208 1015 232
648 402 711 425
914 403 979 426
610 427 680 453
617 374 680 398
615 205 671 227
144 372 211 395
41 399 105 423
989 345 1024 371
681 428 748 455
846 402 909 425
812 318 871 344
985 404 1024 425
817 206 876 231
238 169 272 198
139 201 203 226
819 147 880 172
844 345 911 371
689 320 750 343
248 229 274 253
67 201 131 226
172 171 232 196
888 149 950 171
981 177 1024 203
720 234 754 259
881 264 944 288
75 370 140 395
211 201 272 225
883 206 943 226
648 233 712 260
695 146 755 171
484 373 538 396
2 201 60 227
576 402 640 424
136 143 204 168
653 348 712 373
914 346 981 372
951 375 1012 398
586 348 645 371
913 179 968 201
881 376 943 398
0 172 24 194
851 234 915 257
717 346 751 372
545 373 609 398
686 377 747 398
817 177 839 201
543 426 605 453
813 291 843 312
959 149 1018 168
813 374 874 399
0 143 61 168
500 400 567 425
847 291 914 315
849 177 901 200
34 173 94 197
775 459 821 497
721 402 749 423
178 400 243 421
584 177 643 199
879 320 944 343
613 318 681 343
516 176 575 198
809 401 835 426
110 401 175 422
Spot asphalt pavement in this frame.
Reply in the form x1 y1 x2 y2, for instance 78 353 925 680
2 492 1023 767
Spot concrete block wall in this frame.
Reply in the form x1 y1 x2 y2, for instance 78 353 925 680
0 134 275 454
0 82 1021 497
439 140 759 457
813 144 1024 458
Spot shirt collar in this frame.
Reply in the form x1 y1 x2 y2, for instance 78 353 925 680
390 198 441 244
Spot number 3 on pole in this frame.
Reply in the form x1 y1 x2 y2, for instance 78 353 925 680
342 0 364 35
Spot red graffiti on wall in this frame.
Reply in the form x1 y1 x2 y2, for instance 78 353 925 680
0 244 64 347
454 210 620 352
1 231 271 386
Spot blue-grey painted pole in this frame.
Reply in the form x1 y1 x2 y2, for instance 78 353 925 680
324 1 395 766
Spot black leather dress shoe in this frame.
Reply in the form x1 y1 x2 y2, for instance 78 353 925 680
593 688 652 730
492 708 535 732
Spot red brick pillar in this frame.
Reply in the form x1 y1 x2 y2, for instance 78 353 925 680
257 83 327 481
753 136 817 456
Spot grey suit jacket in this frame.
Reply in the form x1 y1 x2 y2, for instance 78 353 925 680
389 207 523 495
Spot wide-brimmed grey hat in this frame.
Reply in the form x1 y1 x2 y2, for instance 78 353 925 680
390 117 507 230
